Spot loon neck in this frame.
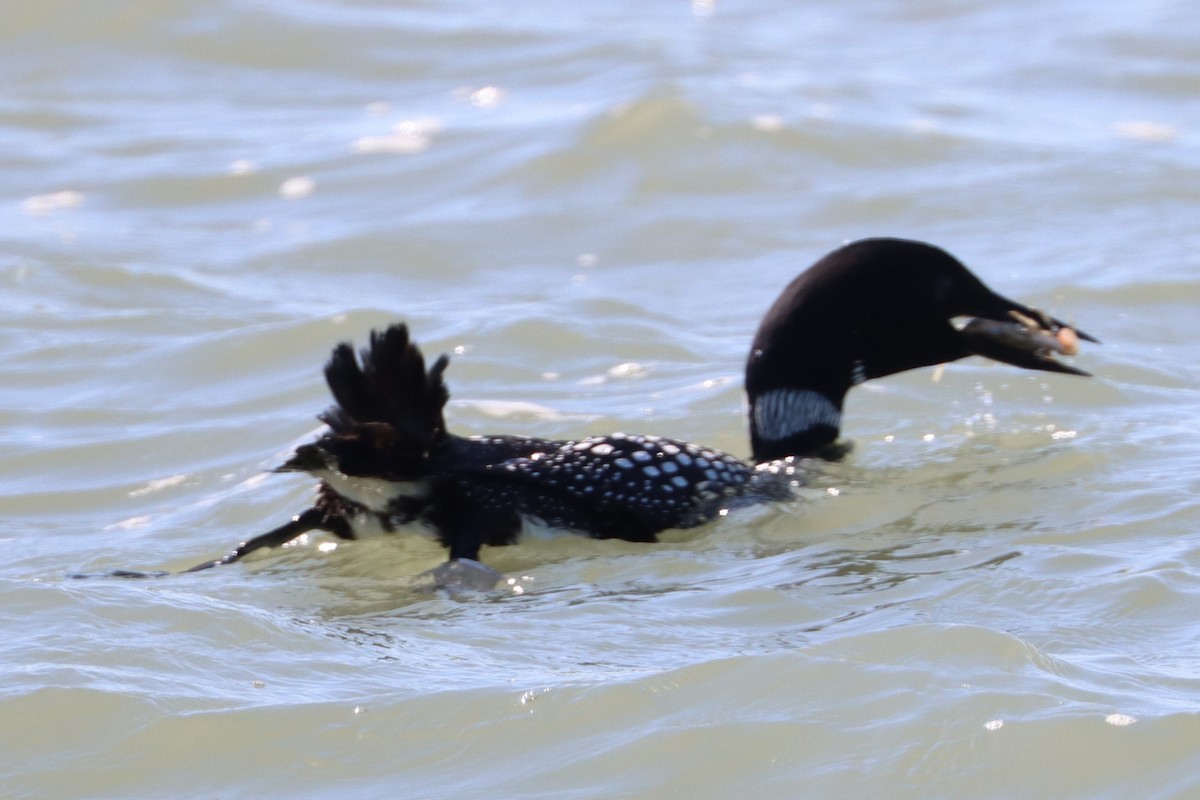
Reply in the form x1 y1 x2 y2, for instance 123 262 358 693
745 329 858 463
748 384 847 463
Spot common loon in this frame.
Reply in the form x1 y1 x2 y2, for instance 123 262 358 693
181 238 1093 572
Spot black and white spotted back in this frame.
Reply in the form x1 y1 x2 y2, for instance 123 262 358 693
487 432 754 533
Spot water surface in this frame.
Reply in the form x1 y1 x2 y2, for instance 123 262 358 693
4 0 1200 797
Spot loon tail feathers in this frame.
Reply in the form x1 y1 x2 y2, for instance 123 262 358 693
320 323 450 445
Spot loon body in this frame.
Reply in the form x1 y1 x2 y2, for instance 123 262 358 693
184 238 1094 571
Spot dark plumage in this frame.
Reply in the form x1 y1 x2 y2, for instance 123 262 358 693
181 238 1094 572
746 238 1091 461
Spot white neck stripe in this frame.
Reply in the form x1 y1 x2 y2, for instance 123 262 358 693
752 388 841 442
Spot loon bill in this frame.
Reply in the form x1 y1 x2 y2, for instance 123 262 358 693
111 237 1098 576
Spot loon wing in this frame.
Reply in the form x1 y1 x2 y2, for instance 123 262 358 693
438 433 754 543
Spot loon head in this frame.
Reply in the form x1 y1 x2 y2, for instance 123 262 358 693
746 238 1096 463
271 323 451 509
278 423 432 480
276 424 433 513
